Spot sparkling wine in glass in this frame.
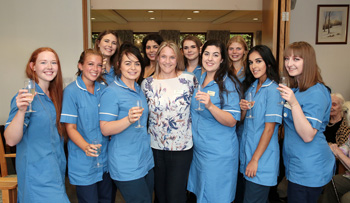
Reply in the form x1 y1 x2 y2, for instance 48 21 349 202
195 84 204 111
246 92 254 119
92 139 102 168
278 76 288 105
24 79 36 113
135 100 144 128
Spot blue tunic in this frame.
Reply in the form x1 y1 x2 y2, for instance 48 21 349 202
60 75 108 185
235 66 245 146
185 65 202 81
236 66 245 83
99 77 154 181
5 84 70 203
187 73 241 203
102 65 116 85
283 83 335 187
240 79 282 186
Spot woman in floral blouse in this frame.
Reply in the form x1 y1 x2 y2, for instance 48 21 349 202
141 41 197 203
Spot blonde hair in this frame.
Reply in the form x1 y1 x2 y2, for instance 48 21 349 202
154 41 185 77
226 36 248 78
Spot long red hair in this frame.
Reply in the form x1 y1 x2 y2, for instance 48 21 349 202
25 47 65 138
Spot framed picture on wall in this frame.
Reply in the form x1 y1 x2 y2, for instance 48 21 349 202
316 5 349 44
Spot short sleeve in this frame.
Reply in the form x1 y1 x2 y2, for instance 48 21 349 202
265 84 283 124
60 87 78 124
99 87 119 121
5 93 30 133
222 79 241 121
302 90 329 130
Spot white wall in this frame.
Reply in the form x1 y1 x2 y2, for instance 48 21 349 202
290 0 350 100
0 0 84 124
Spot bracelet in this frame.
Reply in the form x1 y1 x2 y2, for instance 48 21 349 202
290 103 299 108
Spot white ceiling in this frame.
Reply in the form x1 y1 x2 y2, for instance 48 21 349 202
91 10 263 24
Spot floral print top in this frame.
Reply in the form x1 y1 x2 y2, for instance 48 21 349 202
141 72 197 151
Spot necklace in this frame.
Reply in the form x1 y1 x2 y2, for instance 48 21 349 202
327 118 342 127
327 122 337 127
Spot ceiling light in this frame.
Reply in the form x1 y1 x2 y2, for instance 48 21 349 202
148 11 154 13
150 17 155 20
193 11 200 13
91 18 96 20
187 17 192 20
253 18 259 21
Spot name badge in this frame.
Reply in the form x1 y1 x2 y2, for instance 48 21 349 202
207 90 215 96
174 90 183 94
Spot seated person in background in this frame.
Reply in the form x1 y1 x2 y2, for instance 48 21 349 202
320 141 350 203
324 93 350 146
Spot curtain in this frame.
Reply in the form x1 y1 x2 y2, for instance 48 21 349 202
206 30 230 45
115 30 133 44
159 30 180 45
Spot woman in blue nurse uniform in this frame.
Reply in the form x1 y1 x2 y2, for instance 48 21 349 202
277 41 335 203
60 49 115 202
227 34 249 203
187 40 241 203
239 45 282 203
94 30 120 85
99 44 154 203
4 47 70 203
181 35 203 80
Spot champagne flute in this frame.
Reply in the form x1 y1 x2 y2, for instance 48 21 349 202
135 100 144 128
246 92 254 119
278 76 288 105
92 139 102 168
195 84 204 111
24 79 36 113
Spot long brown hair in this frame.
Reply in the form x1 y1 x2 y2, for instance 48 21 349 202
181 35 202 67
25 47 65 138
94 30 120 68
283 41 325 92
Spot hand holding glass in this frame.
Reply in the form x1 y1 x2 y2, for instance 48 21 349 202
246 92 254 119
92 139 102 168
195 84 204 111
24 79 36 113
135 100 144 128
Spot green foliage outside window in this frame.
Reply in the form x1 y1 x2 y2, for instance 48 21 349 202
230 33 253 49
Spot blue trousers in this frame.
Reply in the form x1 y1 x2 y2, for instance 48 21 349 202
114 169 154 203
243 180 270 203
288 181 323 203
76 172 116 203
